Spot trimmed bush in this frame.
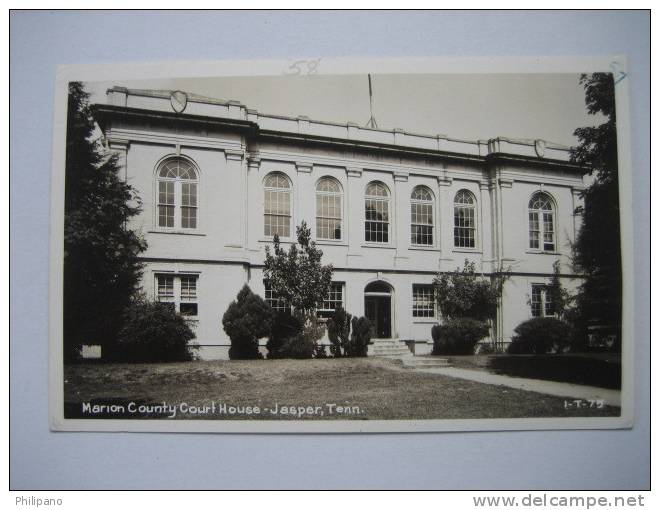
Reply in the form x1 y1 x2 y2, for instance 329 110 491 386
270 313 324 360
222 285 274 360
116 300 196 362
327 306 352 357
314 343 329 359
267 312 303 359
347 316 373 357
431 318 490 355
276 334 317 359
507 317 570 354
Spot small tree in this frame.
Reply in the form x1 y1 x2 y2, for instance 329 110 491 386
116 298 196 362
222 285 274 360
433 260 505 322
327 306 352 357
347 316 372 357
546 260 575 321
263 221 333 315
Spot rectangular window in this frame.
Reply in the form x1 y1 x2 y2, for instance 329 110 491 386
316 193 342 240
412 284 435 318
317 282 344 319
365 199 389 243
264 190 291 237
531 284 556 318
529 211 540 249
181 182 197 229
411 202 433 245
158 181 175 227
454 206 475 248
264 280 290 313
156 274 198 317
543 212 555 251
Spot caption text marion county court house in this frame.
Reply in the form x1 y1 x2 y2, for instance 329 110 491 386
88 86 589 360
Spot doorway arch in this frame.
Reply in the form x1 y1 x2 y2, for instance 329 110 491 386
364 281 394 339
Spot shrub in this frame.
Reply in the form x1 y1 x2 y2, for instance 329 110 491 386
347 316 373 357
431 318 490 355
222 285 274 360
314 343 329 359
327 306 352 357
270 313 324 360
115 299 196 362
507 317 570 354
276 334 317 359
267 312 303 358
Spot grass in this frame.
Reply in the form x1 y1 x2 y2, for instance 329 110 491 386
64 357 620 420
446 353 622 389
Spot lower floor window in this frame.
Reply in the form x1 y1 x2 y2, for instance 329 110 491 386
317 282 345 319
531 284 555 317
156 274 198 316
264 280 291 313
412 284 435 318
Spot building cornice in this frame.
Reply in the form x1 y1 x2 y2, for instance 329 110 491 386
92 104 586 175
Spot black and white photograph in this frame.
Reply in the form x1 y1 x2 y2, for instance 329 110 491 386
49 59 633 433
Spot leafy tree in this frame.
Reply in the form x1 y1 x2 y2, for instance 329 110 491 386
222 285 274 360
433 260 506 322
570 73 622 346
64 82 147 361
116 297 196 362
263 221 334 315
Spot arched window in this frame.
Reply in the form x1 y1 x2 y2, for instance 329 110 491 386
365 182 390 243
528 192 555 251
264 172 292 238
411 186 434 246
157 158 198 229
453 190 476 248
316 177 343 240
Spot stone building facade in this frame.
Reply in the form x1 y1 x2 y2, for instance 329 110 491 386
92 86 588 359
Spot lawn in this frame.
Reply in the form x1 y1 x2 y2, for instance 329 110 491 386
446 353 622 389
64 357 620 420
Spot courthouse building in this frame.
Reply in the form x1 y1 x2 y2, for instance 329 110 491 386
91 86 588 359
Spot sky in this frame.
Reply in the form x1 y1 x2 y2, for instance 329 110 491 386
86 73 603 148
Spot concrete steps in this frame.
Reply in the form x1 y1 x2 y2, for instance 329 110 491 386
369 339 412 358
369 339 451 369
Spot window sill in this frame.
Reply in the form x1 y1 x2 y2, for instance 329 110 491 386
452 248 482 254
526 250 560 256
316 239 348 247
409 245 441 252
259 237 294 244
361 243 396 250
412 319 437 324
148 230 206 237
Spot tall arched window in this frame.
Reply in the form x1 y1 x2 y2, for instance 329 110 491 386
528 192 555 251
316 177 343 240
365 182 390 243
411 186 434 246
453 190 476 248
264 172 292 238
157 158 198 229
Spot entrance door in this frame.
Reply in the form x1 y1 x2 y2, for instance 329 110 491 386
364 295 392 338
364 281 393 339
